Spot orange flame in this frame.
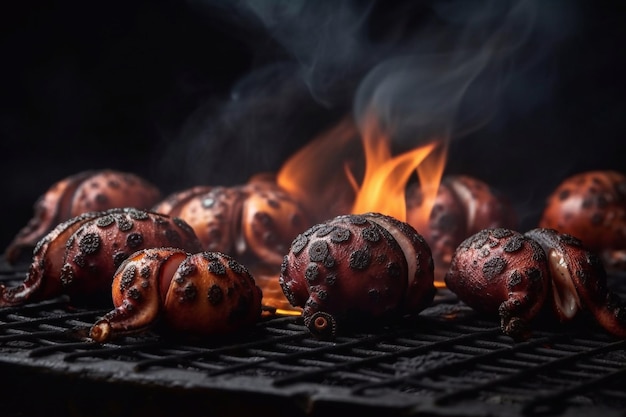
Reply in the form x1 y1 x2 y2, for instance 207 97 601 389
412 139 448 231
277 117 361 223
254 269 303 316
351 113 439 221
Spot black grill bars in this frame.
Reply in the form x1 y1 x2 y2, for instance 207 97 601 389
0 263 625 417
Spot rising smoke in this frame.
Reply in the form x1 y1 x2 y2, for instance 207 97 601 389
172 0 580 186
165 0 594 237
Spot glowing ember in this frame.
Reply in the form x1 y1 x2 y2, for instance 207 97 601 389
251 265 302 315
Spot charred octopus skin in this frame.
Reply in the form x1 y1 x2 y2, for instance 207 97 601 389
539 170 626 270
525 228 626 338
6 170 162 264
89 249 263 342
279 212 436 339
154 181 312 267
174 186 245 255
151 186 213 217
0 208 203 307
239 181 312 266
1 211 104 307
406 175 517 276
444 228 549 341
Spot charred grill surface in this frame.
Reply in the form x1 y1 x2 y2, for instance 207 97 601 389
0 260 625 417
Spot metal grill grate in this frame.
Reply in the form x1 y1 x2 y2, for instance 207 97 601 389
1 262 625 417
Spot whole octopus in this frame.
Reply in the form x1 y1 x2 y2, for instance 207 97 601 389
5 169 162 264
444 227 626 341
279 212 436 339
89 248 262 342
405 175 517 274
152 177 312 267
1 208 203 307
539 170 626 270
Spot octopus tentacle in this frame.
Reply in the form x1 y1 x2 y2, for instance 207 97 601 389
526 228 626 338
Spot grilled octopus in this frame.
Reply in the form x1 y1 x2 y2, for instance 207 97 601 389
6 169 162 264
153 178 312 267
539 170 626 270
0 208 202 307
525 228 626 338
279 212 436 339
406 175 517 277
89 248 263 342
444 228 549 341
445 227 626 340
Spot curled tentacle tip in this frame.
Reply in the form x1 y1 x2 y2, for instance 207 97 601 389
89 321 111 343
306 312 337 340
502 317 531 342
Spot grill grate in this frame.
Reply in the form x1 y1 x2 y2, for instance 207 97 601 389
1 262 625 417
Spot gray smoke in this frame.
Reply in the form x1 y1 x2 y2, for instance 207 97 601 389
173 0 581 186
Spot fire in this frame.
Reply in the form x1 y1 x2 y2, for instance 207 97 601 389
276 117 361 223
254 271 303 316
261 113 449 313
412 140 448 231
350 112 443 225
276 113 448 228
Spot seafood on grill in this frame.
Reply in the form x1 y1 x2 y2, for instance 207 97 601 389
89 248 263 342
5 169 162 264
0 208 202 307
406 175 517 273
151 185 213 216
539 170 626 270
525 228 626 338
279 212 436 339
153 178 312 267
445 227 626 340
444 228 549 341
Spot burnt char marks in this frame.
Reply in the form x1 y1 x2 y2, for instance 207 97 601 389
78 233 101 255
508 270 523 289
43 209 201 304
291 234 308 255
119 264 137 293
5 170 161 267
528 239 547 263
331 227 351 243
91 248 262 341
153 181 310 267
207 260 226 276
482 256 507 280
445 228 551 341
178 283 198 302
96 215 115 228
115 215 134 232
349 249 371 270
305 263 320 283
360 226 379 243
308 240 330 263
503 235 524 253
207 284 224 305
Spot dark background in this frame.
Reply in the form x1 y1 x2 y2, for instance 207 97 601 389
1 0 625 252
